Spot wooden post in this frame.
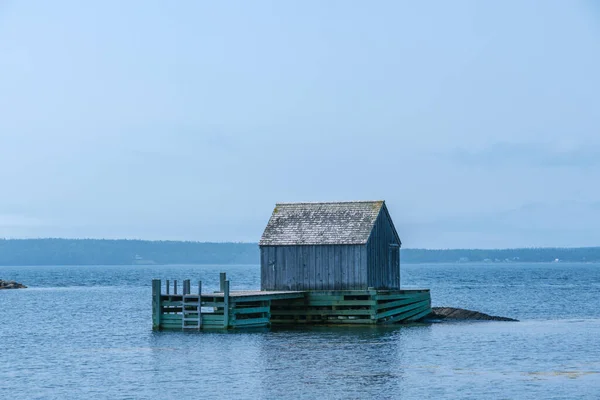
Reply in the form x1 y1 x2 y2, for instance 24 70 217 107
166 280 170 295
220 272 226 292
152 279 161 330
198 280 202 329
174 280 177 295
184 279 190 295
223 280 230 329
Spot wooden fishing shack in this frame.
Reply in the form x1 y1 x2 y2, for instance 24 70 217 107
152 200 431 330
260 201 401 290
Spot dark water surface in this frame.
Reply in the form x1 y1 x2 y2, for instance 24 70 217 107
1 263 599 399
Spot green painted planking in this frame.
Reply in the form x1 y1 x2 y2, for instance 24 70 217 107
375 292 430 301
392 304 432 323
271 309 375 317
232 317 270 327
375 296 430 311
304 300 376 307
271 317 377 325
375 300 429 320
405 307 433 322
232 306 270 315
379 303 431 324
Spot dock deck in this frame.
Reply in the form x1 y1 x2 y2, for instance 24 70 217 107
181 290 306 300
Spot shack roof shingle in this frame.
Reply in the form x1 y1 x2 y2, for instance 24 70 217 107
259 201 386 246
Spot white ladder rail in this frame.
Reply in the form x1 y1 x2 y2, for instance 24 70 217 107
181 294 202 330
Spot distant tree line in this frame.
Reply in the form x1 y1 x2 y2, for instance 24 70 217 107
0 239 599 265
400 247 600 263
0 239 258 265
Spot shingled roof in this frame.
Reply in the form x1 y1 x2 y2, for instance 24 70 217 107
259 201 389 246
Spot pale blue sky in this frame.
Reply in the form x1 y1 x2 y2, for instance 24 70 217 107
1 1 599 248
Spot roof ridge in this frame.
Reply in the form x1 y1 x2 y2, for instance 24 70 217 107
275 200 384 205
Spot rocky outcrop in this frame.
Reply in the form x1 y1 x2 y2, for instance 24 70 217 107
425 307 518 322
0 280 27 289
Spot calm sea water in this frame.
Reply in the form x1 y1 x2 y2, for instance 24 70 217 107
1 263 599 399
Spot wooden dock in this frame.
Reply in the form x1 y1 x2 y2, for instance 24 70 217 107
152 274 431 330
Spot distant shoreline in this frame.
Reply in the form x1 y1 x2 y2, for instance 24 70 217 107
1 239 599 265
1 261 599 267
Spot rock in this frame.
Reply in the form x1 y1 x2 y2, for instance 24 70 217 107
0 280 27 289
423 307 518 322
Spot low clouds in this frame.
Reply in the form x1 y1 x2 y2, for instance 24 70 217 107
403 201 600 248
451 142 600 168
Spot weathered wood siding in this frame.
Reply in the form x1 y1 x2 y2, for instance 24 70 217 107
260 245 367 290
366 207 401 289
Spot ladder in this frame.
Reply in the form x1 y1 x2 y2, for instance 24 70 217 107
182 295 202 330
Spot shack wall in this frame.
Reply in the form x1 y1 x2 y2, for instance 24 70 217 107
366 207 401 289
260 245 367 290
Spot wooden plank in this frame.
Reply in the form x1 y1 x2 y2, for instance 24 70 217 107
219 273 226 292
260 247 266 290
232 317 270 327
376 300 429 320
200 302 225 308
376 295 430 310
223 280 230 329
271 317 376 325
161 300 224 308
383 303 431 324
261 247 269 290
405 307 433 322
274 246 282 290
306 294 345 302
333 246 340 290
307 290 372 297
160 314 183 321
200 314 225 322
302 246 309 291
160 323 184 329
376 293 428 301
198 281 202 328
312 246 318 290
232 306 270 315
286 246 293 290
271 309 373 317
306 300 376 307
228 293 305 302
152 279 162 330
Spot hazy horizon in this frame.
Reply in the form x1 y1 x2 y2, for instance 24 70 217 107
2 237 599 252
2 1 600 248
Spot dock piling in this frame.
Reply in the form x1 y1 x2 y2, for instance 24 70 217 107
198 280 203 329
166 280 170 295
223 280 230 329
220 273 227 292
174 280 178 295
152 279 161 330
